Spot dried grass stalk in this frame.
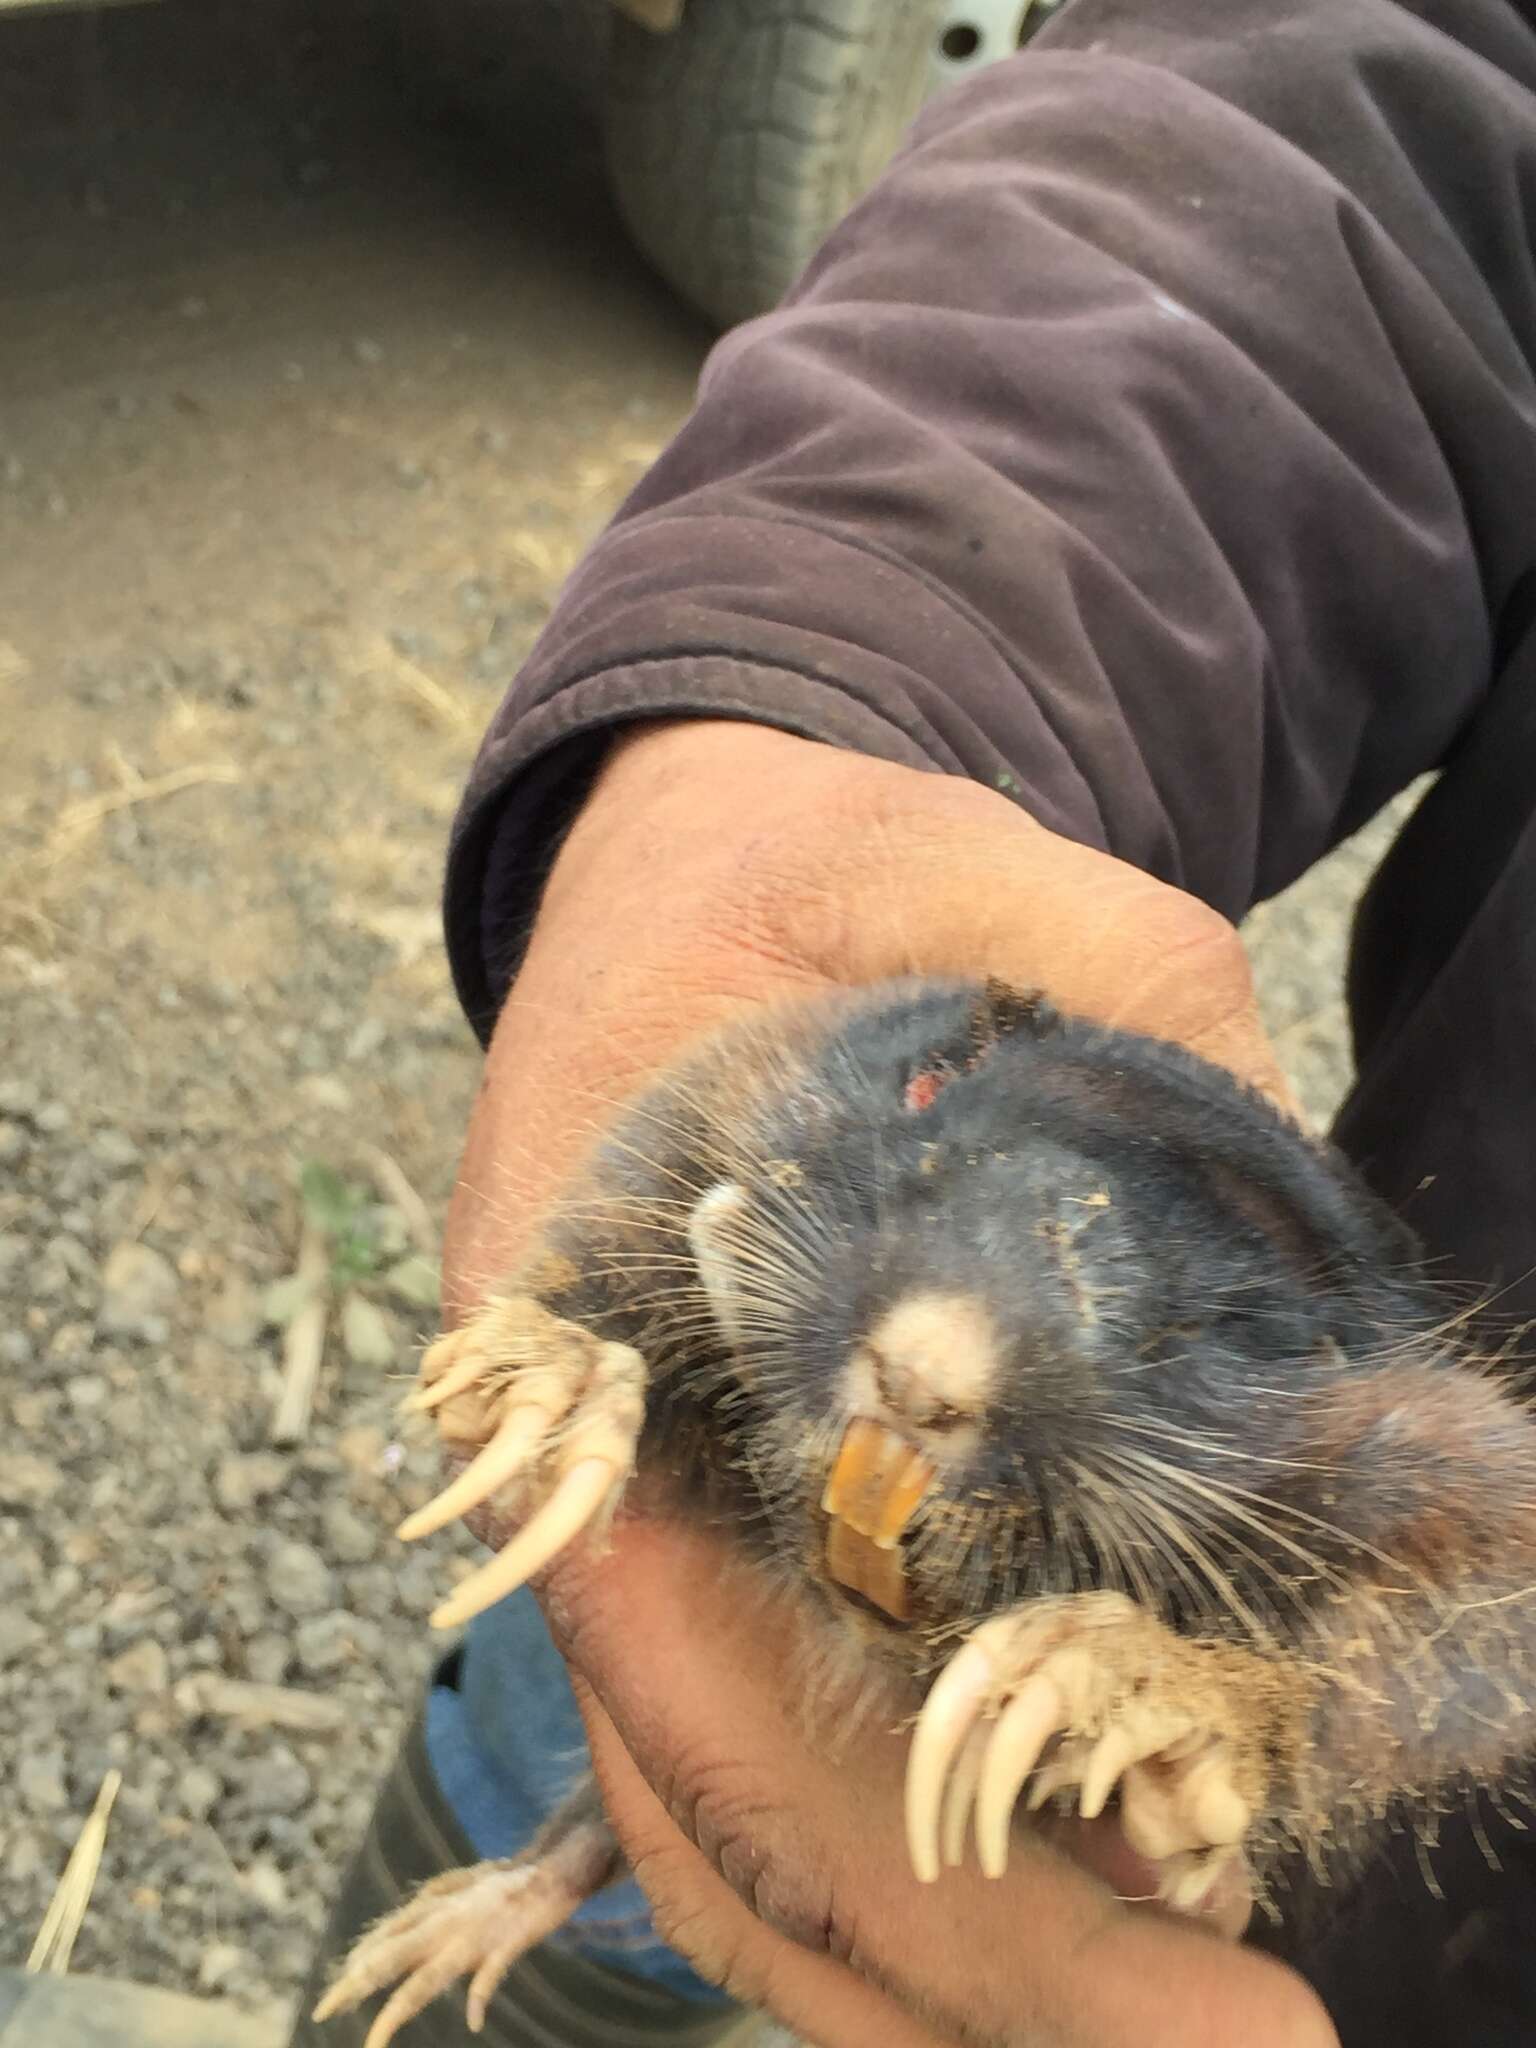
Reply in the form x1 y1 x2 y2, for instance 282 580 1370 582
27 1768 122 1975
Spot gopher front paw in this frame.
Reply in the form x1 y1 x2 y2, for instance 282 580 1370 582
906 1592 1271 1912
398 1295 645 1628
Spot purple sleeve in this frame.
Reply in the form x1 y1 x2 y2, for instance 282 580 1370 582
445 0 1536 1039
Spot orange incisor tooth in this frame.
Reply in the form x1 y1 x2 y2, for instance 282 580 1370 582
825 1515 913 1622
823 1417 937 1548
822 1417 937 1622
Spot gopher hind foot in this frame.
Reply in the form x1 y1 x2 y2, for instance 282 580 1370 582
313 1848 605 2047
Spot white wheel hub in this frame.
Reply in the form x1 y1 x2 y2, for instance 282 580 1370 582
927 0 1066 98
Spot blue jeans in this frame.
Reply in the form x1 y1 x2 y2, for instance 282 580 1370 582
424 1590 731 2004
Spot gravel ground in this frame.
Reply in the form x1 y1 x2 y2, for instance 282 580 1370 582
0 3 1418 2036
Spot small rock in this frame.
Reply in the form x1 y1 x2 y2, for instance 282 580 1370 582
98 1239 178 1341
47 1326 91 1371
198 1941 248 1992
220 1581 267 1635
245 1857 289 1911
46 1233 95 1284
342 1565 393 1618
66 1375 108 1413
322 1500 378 1564
177 1763 223 1819
0 1331 33 1368
18 1749 68 1813
35 1101 70 1134
0 1529 44 1591
91 1128 141 1172
0 1120 26 1164
344 1016 386 1063
5 1830 45 1883
294 1611 360 1675
298 1073 352 1111
395 1554 444 1617
0 1454 63 1509
266 1540 334 1617
215 1452 289 1514
246 1633 291 1686
239 1746 312 1816
336 1424 387 1480
340 1292 396 1369
0 1612 43 1665
206 1275 261 1349
107 1639 170 1693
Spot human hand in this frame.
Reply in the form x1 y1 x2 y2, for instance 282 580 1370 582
441 720 1336 2048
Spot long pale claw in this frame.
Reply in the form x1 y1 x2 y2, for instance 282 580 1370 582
396 1405 553 1542
1024 1743 1084 1813
907 1596 1263 1903
1078 1725 1138 1822
941 1722 990 1869
313 1917 452 2031
905 1637 998 1883
463 1884 577 2029
974 1674 1065 1878
430 1458 619 1630
363 1948 470 2048
466 1939 526 2032
405 1335 488 1414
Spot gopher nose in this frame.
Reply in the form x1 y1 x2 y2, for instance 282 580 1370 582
847 1290 997 1445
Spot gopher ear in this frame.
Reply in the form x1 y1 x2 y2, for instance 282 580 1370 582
688 1181 750 1347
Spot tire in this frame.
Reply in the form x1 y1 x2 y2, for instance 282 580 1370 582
604 0 946 329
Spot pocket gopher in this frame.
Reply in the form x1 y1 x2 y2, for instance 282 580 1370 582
317 979 1536 2044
